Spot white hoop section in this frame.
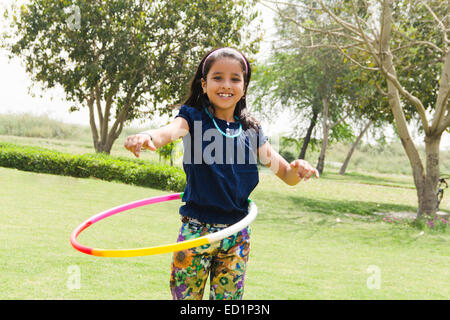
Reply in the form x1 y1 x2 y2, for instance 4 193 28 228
205 200 257 243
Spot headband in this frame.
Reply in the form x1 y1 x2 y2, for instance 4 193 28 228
202 48 248 77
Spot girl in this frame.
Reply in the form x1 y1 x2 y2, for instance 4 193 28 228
124 47 319 300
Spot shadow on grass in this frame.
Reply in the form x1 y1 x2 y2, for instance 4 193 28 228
256 193 417 223
322 171 415 189
255 194 422 240
286 195 416 216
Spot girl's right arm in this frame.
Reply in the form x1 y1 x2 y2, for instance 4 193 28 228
124 117 189 157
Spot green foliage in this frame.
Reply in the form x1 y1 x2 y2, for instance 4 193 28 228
156 140 181 166
2 0 261 153
0 142 186 191
279 149 296 163
298 0 446 127
390 0 445 112
334 63 393 124
279 135 321 160
3 0 260 108
329 122 355 144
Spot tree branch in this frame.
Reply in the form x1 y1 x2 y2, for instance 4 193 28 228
349 0 381 66
379 61 429 132
316 0 362 36
432 51 450 134
102 82 120 143
329 33 379 71
438 108 450 133
331 112 348 129
378 0 385 57
261 0 317 11
87 90 99 148
392 27 444 53
419 0 449 46
375 81 388 96
94 84 103 136
300 24 366 44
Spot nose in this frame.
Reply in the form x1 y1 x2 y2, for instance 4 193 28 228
221 78 232 89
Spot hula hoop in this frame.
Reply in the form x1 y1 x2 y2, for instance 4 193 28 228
70 193 257 258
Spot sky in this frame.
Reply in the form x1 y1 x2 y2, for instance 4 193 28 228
0 0 448 149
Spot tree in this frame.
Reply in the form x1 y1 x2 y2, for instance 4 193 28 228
263 0 449 217
335 64 392 175
253 2 391 175
339 119 372 174
2 0 260 154
251 46 354 175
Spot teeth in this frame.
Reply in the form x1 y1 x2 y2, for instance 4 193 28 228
218 93 233 97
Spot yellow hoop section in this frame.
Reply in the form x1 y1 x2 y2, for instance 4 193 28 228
92 237 210 257
70 193 257 258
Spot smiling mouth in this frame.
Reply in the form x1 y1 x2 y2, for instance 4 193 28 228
218 93 234 97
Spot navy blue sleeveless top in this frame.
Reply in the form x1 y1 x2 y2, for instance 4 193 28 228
175 105 268 224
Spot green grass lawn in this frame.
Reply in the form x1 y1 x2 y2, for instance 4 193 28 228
1 166 448 299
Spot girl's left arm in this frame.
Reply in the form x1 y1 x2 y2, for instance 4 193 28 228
257 141 319 186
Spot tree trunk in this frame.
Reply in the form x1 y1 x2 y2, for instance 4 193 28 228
86 88 128 154
379 0 446 217
420 135 441 214
88 103 113 154
299 108 319 159
316 97 329 175
339 120 372 175
381 2 426 215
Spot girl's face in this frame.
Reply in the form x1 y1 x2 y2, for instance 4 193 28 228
201 57 246 114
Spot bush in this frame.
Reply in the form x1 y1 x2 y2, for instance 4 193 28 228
0 142 186 192
279 149 296 163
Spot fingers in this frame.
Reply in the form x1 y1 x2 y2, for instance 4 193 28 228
304 168 320 181
290 160 319 181
144 138 157 152
313 168 320 179
124 134 154 157
135 141 142 157
124 136 140 157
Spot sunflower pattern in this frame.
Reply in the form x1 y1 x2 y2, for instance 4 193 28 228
170 220 251 300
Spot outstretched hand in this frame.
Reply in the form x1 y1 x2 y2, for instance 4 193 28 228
124 133 156 157
289 159 320 181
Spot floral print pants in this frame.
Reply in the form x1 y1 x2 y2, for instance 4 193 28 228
170 219 251 300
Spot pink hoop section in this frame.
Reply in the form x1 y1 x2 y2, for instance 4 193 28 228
70 192 258 257
70 193 183 256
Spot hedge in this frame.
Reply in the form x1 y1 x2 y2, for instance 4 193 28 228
0 142 186 192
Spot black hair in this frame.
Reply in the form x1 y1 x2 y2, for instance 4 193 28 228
183 47 260 131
